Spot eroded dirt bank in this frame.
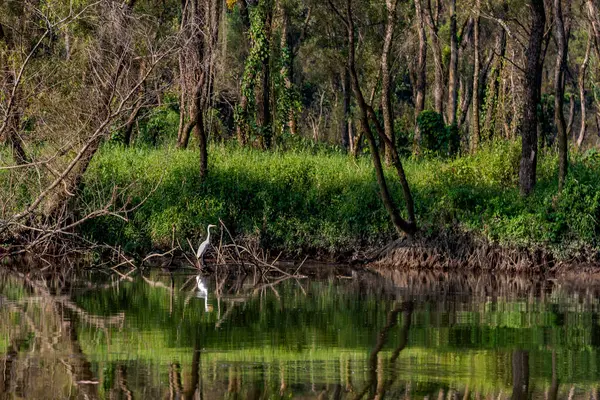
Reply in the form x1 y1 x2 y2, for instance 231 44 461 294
367 229 600 276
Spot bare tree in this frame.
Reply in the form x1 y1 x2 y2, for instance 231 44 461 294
177 0 222 181
0 1 175 246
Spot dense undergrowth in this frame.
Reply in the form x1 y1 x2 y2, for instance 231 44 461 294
80 140 600 260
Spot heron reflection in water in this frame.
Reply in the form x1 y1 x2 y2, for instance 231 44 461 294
195 275 213 312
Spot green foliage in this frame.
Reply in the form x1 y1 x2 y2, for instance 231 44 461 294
274 44 302 134
234 1 274 144
81 144 396 255
417 110 459 156
137 106 179 147
81 138 600 260
4 270 598 398
110 103 179 147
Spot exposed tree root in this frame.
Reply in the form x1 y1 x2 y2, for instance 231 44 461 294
369 229 600 275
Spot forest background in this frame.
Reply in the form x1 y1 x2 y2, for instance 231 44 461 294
1 0 600 264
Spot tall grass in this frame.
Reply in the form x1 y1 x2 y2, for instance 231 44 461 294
81 141 600 258
82 144 397 255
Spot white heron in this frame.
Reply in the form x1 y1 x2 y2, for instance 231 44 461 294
196 224 217 267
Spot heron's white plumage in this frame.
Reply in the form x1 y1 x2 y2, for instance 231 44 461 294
196 224 216 259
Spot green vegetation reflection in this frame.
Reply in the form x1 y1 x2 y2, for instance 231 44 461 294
2 270 600 399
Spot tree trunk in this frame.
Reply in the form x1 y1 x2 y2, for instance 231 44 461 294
0 24 28 165
577 36 592 148
236 0 251 146
341 68 351 150
586 0 600 57
236 95 249 146
567 94 575 139
483 29 506 138
381 0 399 165
201 0 222 141
343 0 416 236
413 0 427 149
447 0 458 126
256 3 273 149
122 101 143 146
280 4 297 136
554 0 568 191
123 61 147 146
458 75 473 129
177 0 191 146
196 86 208 182
425 0 444 116
177 0 219 155
471 0 481 152
519 0 545 196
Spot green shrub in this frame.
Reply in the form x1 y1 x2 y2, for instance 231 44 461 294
417 110 459 156
136 107 179 147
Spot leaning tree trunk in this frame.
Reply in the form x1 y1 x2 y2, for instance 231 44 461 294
554 0 568 191
519 0 545 196
577 36 592 148
343 0 416 236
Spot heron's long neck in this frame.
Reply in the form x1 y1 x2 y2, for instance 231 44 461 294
206 227 212 241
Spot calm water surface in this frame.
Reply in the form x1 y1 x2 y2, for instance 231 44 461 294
0 267 599 399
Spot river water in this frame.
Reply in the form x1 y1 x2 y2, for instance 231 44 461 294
0 266 599 399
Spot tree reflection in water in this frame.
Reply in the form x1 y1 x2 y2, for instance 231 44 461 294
0 266 600 399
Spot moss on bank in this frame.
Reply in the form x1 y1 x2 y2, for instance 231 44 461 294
81 142 600 260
